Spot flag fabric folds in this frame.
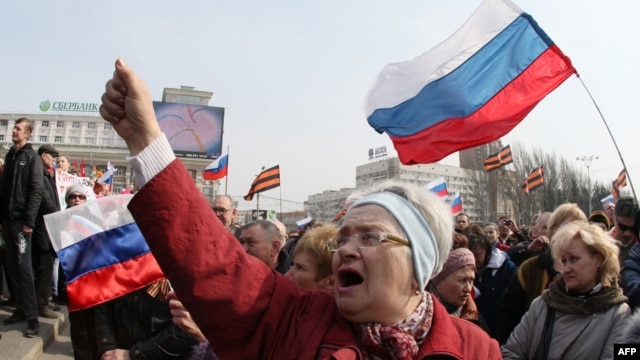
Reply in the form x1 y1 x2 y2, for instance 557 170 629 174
521 166 545 194
332 208 347 223
363 0 576 165
451 193 463 214
484 145 513 172
426 178 448 199
204 154 229 181
244 165 280 201
614 169 628 189
612 169 628 200
296 216 312 231
43 195 164 311
600 194 615 205
98 161 115 184
80 158 86 177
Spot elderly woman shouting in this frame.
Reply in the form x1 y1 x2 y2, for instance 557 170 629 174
100 59 500 360
502 221 629 359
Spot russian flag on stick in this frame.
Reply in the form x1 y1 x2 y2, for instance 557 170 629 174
451 193 463 214
204 154 228 181
44 195 164 311
364 0 576 165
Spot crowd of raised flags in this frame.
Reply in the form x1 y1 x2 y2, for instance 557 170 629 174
42 0 636 319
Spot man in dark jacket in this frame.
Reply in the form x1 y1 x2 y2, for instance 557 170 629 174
0 117 44 337
32 144 62 319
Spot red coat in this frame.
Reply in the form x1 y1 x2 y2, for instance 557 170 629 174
129 160 501 359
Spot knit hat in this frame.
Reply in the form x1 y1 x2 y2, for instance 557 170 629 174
431 248 475 285
65 184 85 202
588 210 610 230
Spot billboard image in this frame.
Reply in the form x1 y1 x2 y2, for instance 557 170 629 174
153 101 224 159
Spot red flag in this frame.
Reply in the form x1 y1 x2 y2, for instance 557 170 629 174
74 160 78 170
80 158 86 177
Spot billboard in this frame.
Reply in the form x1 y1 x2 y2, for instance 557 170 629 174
153 101 224 159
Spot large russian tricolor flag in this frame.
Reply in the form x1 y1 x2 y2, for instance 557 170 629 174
204 154 228 181
451 193 463 214
44 195 164 311
364 0 576 165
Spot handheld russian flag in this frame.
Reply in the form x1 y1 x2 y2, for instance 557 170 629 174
204 154 228 181
98 161 115 184
44 195 164 311
364 0 576 165
600 194 615 205
451 193 463 214
426 178 448 199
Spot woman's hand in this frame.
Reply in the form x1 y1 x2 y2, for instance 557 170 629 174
99 58 161 155
167 291 207 343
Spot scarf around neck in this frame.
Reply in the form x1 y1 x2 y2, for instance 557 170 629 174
353 291 433 360
541 278 627 315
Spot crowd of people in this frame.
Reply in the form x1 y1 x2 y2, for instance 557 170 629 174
2 58 640 359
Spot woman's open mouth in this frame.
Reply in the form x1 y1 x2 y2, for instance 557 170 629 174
338 269 364 289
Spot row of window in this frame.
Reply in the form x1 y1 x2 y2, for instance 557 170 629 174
0 133 125 147
0 120 112 130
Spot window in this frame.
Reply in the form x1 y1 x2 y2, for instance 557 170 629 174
88 123 96 129
85 138 96 145
69 137 80 144
0 135 4 141
72 122 80 129
115 166 126 176
102 138 112 146
39 136 48 142
54 136 63 143
56 122 65 128
41 121 49 128
0 120 7 128
103 124 112 130
188 170 196 179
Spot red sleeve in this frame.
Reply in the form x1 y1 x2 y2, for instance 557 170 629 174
128 160 278 351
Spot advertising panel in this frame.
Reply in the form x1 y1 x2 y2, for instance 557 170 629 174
153 101 224 159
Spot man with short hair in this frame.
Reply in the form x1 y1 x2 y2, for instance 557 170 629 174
455 213 470 231
33 145 62 319
507 212 552 266
0 117 44 337
239 220 291 274
211 195 240 237
610 196 638 266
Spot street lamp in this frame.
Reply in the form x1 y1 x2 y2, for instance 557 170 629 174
577 155 599 215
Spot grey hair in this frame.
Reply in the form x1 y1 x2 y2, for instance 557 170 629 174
242 220 284 245
344 179 453 279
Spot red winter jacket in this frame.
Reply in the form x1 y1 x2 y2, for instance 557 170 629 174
129 160 501 359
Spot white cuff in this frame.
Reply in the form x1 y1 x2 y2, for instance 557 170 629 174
126 133 176 188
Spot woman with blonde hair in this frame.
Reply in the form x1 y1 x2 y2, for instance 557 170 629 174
502 221 629 359
285 224 337 290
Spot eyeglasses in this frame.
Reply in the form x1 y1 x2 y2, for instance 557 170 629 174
616 219 634 233
325 231 410 252
68 194 86 200
212 207 232 214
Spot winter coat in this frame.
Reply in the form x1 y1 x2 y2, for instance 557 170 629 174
474 248 517 336
501 280 629 360
622 242 640 310
32 169 60 253
0 143 43 227
94 286 198 359
128 159 502 360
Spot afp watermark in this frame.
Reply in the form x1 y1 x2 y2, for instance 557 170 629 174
615 344 640 359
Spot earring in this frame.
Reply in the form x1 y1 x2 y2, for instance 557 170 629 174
414 289 420 296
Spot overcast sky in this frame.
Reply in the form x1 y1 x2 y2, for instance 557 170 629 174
1 0 638 209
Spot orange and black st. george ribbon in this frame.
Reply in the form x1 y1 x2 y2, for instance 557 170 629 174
484 145 513 172
244 165 281 201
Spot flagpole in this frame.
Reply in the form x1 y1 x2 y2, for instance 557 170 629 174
577 75 637 200
279 186 282 220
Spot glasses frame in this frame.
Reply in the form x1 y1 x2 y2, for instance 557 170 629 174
326 231 410 252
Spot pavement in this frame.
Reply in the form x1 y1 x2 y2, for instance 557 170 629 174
0 302 73 360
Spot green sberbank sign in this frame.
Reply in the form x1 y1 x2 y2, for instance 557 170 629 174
39 100 99 112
